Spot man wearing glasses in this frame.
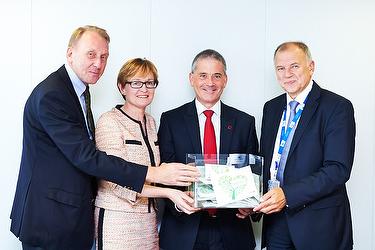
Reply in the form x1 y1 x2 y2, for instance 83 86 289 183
158 49 259 250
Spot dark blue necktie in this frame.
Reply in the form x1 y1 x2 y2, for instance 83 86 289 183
84 86 95 140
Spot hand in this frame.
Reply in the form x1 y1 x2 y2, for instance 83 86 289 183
150 163 200 186
236 208 254 219
168 189 200 214
253 187 286 214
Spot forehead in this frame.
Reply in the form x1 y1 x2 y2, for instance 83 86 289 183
129 72 155 79
74 31 109 52
275 46 307 65
195 58 225 73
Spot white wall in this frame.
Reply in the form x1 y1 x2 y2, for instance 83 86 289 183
1 0 374 249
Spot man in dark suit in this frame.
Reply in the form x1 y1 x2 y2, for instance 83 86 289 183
158 49 259 250
10 25 198 250
254 41 355 250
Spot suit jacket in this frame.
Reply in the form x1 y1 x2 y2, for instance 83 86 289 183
158 100 259 250
260 82 355 250
10 65 147 249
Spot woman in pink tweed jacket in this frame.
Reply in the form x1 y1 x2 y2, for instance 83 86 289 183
94 58 197 250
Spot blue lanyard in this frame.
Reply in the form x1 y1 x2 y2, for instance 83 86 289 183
272 97 307 180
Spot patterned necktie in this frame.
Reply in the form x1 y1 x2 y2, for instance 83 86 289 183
203 110 217 216
84 86 95 140
276 100 299 185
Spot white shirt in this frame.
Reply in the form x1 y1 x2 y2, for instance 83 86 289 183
195 99 221 155
269 80 313 179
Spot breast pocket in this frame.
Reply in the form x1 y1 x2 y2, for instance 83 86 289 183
124 140 144 164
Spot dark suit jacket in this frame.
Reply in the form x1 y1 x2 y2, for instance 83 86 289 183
158 100 259 250
260 82 355 250
10 65 148 249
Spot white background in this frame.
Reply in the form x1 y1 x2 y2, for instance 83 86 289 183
1 0 374 249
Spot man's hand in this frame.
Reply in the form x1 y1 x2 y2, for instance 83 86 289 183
253 187 286 214
236 208 254 219
147 163 200 186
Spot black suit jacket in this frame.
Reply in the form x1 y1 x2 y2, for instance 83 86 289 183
260 82 355 250
158 100 259 250
10 66 148 249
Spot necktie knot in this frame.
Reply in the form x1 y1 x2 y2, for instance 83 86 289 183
203 110 214 119
289 100 299 114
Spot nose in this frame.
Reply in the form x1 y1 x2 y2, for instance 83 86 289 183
205 75 215 86
139 83 148 91
284 67 293 78
93 57 103 69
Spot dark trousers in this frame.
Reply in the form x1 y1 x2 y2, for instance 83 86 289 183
266 210 296 250
193 212 226 250
22 243 44 250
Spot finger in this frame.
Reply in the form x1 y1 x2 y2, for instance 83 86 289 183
175 182 192 187
254 201 269 212
181 194 194 204
261 203 279 214
178 202 197 214
177 176 199 183
236 213 247 219
178 166 201 176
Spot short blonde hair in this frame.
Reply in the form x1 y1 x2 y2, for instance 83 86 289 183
68 25 110 48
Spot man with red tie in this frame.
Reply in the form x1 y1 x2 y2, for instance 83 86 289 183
158 49 259 250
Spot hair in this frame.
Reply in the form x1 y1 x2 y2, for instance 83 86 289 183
117 58 158 100
191 49 227 74
273 41 312 62
68 25 110 48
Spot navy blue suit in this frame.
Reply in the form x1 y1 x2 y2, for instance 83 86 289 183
158 100 258 250
10 65 147 249
260 82 355 249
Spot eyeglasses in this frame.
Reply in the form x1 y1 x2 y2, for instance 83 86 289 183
124 80 158 89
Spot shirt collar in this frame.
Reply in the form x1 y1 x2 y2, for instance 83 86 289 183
286 79 313 106
65 63 87 98
195 99 221 117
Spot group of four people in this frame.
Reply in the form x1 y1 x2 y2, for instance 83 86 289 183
10 25 355 250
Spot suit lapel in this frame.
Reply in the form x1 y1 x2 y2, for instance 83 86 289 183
183 100 202 154
220 102 235 154
58 65 87 128
288 82 321 158
264 96 286 167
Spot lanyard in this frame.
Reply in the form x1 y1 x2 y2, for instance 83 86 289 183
271 97 307 180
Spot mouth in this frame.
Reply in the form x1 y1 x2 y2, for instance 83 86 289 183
284 80 296 85
202 87 217 94
136 95 149 98
89 71 100 77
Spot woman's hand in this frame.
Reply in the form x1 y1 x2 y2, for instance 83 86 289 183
167 189 200 214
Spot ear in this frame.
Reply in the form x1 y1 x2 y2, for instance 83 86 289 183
223 74 228 88
309 60 315 73
118 83 126 95
66 47 73 63
189 72 194 86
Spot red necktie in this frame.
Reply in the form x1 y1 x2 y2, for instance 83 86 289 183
203 110 217 162
203 110 217 216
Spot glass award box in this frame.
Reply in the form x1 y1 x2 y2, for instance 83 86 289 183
187 153 263 208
